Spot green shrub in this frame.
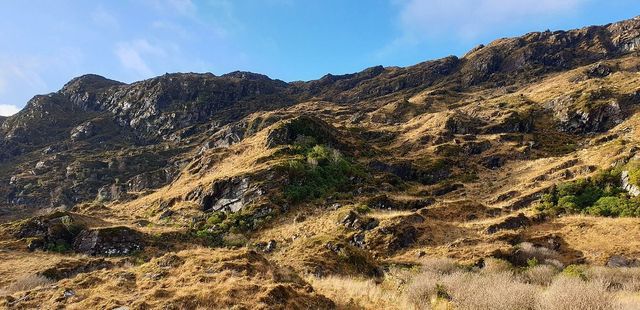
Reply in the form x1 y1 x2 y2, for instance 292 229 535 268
562 265 587 280
46 242 71 253
206 211 226 226
354 203 371 214
626 160 640 187
284 144 364 203
527 257 540 268
538 168 640 217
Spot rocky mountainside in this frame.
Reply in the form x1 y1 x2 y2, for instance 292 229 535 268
2 16 640 309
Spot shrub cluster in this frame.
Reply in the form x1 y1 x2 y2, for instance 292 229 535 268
406 258 640 310
538 168 640 217
193 206 274 247
284 144 364 203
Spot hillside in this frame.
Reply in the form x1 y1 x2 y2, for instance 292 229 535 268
1 16 640 309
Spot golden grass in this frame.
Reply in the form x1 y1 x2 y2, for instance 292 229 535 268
0 274 53 295
2 247 334 309
308 275 412 310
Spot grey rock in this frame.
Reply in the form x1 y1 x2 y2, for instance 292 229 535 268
186 177 262 213
621 170 640 197
70 121 96 141
265 240 277 253
607 255 639 267
73 226 143 256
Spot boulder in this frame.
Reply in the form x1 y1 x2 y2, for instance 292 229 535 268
186 177 262 213
126 168 176 192
606 255 640 267
340 210 379 231
586 62 612 78
70 121 96 141
73 226 143 256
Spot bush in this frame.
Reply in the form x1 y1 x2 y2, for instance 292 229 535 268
537 276 614 310
562 265 587 280
539 168 640 217
523 265 560 286
586 266 640 292
405 271 443 308
419 257 461 275
626 160 640 187
206 211 226 226
222 233 248 247
440 271 539 310
481 258 514 274
284 145 364 203
404 259 640 310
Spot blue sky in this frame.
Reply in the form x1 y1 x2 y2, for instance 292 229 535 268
0 0 638 115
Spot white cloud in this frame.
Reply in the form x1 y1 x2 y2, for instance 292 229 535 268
115 40 167 78
0 104 21 116
395 0 585 40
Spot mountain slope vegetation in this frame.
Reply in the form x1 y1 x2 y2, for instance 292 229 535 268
2 16 640 309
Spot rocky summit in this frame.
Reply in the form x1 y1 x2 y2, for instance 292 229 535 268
2 16 640 309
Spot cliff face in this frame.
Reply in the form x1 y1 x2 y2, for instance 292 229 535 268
1 16 640 309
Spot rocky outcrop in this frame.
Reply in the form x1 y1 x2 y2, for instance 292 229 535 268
13 212 143 256
621 170 640 197
185 177 262 212
73 226 143 256
585 62 612 78
444 112 485 135
340 210 379 231
70 121 96 141
369 160 450 185
126 168 177 192
546 92 624 133
13 212 84 251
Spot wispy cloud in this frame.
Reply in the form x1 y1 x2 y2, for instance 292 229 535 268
375 0 586 59
0 58 48 93
115 39 167 78
394 0 586 40
0 104 21 116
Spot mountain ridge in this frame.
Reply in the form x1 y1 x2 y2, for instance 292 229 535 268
1 15 640 309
